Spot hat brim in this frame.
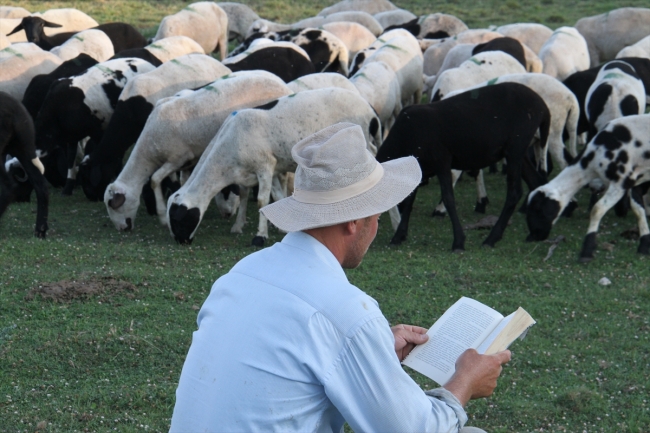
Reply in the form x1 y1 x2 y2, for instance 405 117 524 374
260 156 422 232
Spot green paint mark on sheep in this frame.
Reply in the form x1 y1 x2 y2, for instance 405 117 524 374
487 77 499 86
383 44 407 53
471 89 480 99
469 57 482 65
2 47 23 58
204 85 220 94
73 35 84 42
603 72 625 80
183 6 197 13
95 65 115 75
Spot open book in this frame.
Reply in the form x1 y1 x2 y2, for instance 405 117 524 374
402 297 536 386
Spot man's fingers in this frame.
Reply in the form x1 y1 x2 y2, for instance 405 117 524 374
493 350 512 364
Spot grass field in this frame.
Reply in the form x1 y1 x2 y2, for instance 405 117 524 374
2 1 650 432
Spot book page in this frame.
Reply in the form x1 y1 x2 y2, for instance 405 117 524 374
479 307 536 355
402 297 503 385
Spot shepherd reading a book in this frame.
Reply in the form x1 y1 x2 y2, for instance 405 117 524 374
170 123 512 433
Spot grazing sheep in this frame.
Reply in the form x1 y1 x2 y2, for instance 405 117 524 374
374 9 417 29
585 60 646 141
142 36 205 63
154 2 229 60
539 26 590 81
223 42 315 83
165 87 383 245
50 29 115 62
247 11 383 38
422 30 502 76
321 22 376 57
0 50 63 100
350 60 402 135
0 92 49 238
34 8 98 35
79 54 230 202
526 114 650 262
0 6 30 19
495 23 553 54
104 70 293 231
291 28 350 75
34 58 156 195
217 2 260 42
318 0 397 16
0 43 43 59
393 13 468 39
576 7 650 67
430 51 527 101
616 35 650 60
376 82 550 251
288 73 360 94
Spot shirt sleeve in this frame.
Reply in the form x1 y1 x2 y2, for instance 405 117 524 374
321 316 468 433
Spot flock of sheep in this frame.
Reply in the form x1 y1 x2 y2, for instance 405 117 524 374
1 0 650 263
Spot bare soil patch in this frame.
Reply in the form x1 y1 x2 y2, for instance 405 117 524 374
25 278 137 303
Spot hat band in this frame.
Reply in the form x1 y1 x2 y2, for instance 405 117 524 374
292 163 384 205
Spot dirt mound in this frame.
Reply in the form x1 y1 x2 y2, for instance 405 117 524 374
25 278 137 303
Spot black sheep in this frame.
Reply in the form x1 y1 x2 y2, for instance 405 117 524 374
376 82 550 251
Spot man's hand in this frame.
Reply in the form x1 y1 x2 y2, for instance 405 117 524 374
392 324 429 362
443 349 512 406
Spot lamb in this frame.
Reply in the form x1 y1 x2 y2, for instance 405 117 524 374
616 35 650 60
104 70 293 231
217 2 260 42
223 42 315 83
0 92 49 238
50 29 115 62
576 7 650 67
422 30 502 76
288 73 360 94
430 51 527 101
495 23 553 54
585 60 646 141
526 114 650 262
8 17 147 52
0 50 63 100
79 54 231 202
373 9 417 29
538 26 590 81
164 87 383 245
317 0 397 16
350 60 402 135
154 1 229 60
34 58 156 195
376 82 550 251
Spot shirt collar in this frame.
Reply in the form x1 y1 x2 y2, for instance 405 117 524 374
281 231 348 281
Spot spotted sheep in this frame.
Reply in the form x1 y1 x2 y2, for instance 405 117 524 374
104 70 293 232
585 60 646 141
166 87 383 246
526 114 650 262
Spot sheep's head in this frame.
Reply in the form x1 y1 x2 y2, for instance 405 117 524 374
167 193 203 244
105 182 139 231
525 189 561 242
7 17 62 43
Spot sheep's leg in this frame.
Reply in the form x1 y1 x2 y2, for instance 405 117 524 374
390 187 419 245
483 156 524 248
61 141 79 196
432 169 462 217
0 161 15 218
473 169 489 213
579 185 626 263
388 205 401 231
230 186 249 234
439 168 465 252
151 161 187 226
548 128 568 172
270 175 286 202
631 184 650 255
252 166 275 246
18 155 49 238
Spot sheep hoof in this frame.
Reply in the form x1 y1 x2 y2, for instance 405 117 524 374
61 180 75 196
251 236 266 247
578 255 594 264
561 201 578 218
474 197 489 213
389 234 406 245
452 248 464 253
230 226 243 234
637 234 650 255
431 210 446 218
481 242 495 249
34 226 48 239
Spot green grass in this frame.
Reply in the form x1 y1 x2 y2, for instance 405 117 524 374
2 1 650 432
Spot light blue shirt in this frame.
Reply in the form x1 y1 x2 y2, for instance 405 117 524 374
170 231 467 432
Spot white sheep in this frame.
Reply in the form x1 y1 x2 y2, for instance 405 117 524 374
0 50 62 100
576 7 650 67
2 18 27 43
539 26 590 81
247 11 383 38
288 72 360 94
164 87 383 245
33 8 99 36
104 70 293 231
422 29 502 76
415 13 468 39
318 0 397 16
145 36 205 63
321 22 376 57
430 51 527 101
0 34 11 50
350 60 402 136
0 42 43 59
616 35 650 60
373 9 417 29
0 6 30 19
154 1 229 60
50 29 114 62
496 23 553 54
217 2 260 42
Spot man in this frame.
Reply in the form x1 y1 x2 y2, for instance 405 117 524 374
170 123 511 432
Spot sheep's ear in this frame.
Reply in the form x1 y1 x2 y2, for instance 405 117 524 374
108 193 126 210
42 20 63 28
6 23 24 36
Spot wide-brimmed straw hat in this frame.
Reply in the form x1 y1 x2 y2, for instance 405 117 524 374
260 122 422 232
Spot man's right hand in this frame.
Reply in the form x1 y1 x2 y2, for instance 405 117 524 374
442 349 512 406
